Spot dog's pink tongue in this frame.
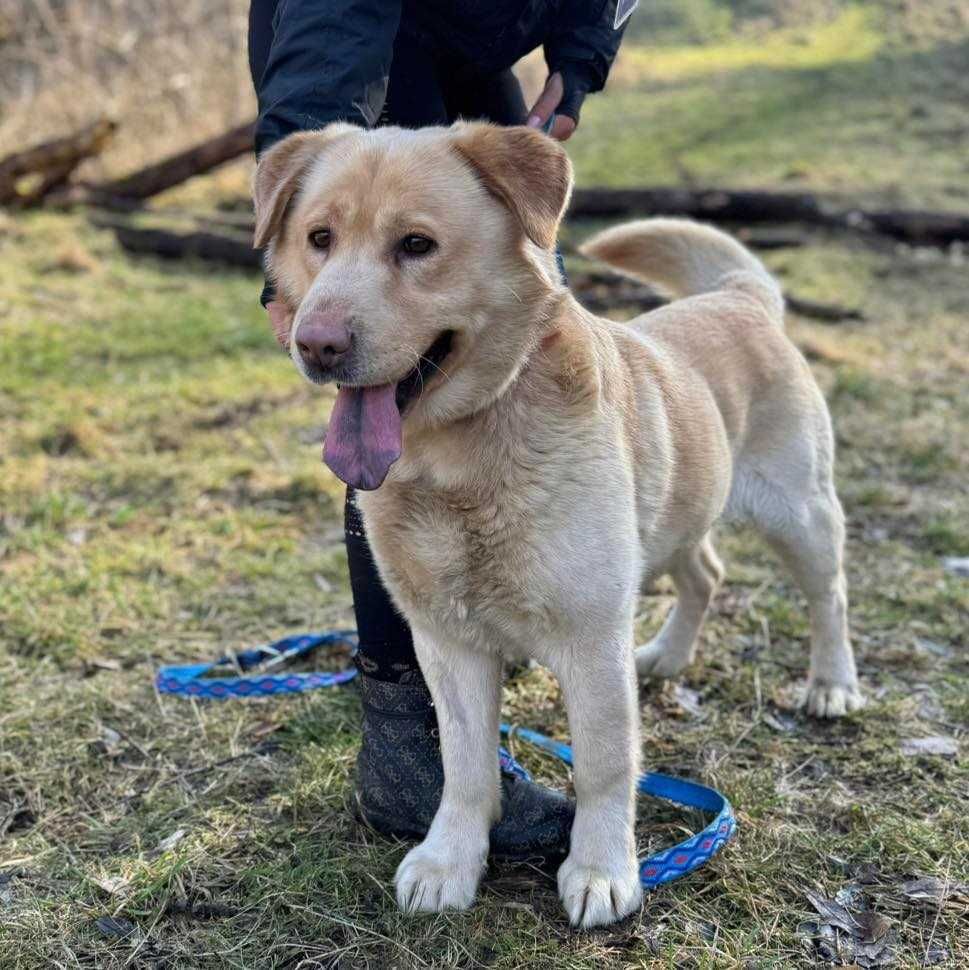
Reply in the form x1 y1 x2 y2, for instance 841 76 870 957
323 384 401 490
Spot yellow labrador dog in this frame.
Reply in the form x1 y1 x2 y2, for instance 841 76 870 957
253 122 862 928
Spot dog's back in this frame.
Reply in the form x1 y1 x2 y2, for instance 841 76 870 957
581 219 827 479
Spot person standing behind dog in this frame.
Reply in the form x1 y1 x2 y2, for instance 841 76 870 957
248 0 632 859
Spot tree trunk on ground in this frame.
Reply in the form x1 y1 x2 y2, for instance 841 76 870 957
95 220 260 269
568 187 835 225
568 270 864 322
97 121 256 201
0 119 117 208
567 187 969 246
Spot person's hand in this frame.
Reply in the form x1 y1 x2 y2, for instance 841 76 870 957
525 72 577 141
266 300 294 349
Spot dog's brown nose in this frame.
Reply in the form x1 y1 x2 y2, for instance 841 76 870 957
295 311 352 369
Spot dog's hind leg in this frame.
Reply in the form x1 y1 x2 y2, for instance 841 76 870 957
755 484 862 718
395 629 502 914
635 535 723 680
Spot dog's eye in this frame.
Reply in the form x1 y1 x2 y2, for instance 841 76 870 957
399 234 436 257
309 228 331 250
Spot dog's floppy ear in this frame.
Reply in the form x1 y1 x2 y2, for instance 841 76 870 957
252 123 359 249
450 122 573 250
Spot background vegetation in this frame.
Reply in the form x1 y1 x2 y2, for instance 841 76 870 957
1 1 967 967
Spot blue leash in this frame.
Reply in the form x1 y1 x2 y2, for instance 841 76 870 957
156 631 359 698
499 725 735 890
156 631 736 890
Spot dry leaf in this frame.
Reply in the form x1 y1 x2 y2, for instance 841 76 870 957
93 875 130 895
154 828 187 854
803 888 897 968
763 710 797 733
806 889 858 933
923 944 950 966
94 725 123 758
854 911 891 944
899 875 969 908
941 556 969 577
95 915 135 938
900 737 958 757
673 684 704 718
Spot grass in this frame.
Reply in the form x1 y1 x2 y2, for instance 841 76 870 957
575 4 969 208
2 9 969 969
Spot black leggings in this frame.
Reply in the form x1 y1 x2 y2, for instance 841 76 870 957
249 5 528 681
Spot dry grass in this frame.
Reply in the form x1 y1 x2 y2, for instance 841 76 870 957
0 208 966 969
0 0 254 176
1 4 968 968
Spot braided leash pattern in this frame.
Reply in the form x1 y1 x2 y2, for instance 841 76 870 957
500 724 736 891
156 632 736 890
156 631 359 699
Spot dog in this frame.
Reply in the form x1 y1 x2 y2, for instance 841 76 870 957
253 121 862 928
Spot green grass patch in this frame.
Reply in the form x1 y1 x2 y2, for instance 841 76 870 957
2 10 969 966
920 516 968 557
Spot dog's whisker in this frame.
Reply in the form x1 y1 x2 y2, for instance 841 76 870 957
404 348 427 397
417 355 452 384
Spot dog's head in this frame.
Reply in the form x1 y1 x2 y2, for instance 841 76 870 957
253 122 572 489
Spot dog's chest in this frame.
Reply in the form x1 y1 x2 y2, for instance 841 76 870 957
358 484 569 648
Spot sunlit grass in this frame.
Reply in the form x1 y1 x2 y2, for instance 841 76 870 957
612 6 885 85
1 8 968 966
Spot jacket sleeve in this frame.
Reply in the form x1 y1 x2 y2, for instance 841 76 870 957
543 0 629 120
255 0 401 155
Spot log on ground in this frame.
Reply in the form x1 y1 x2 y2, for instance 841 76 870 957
97 221 260 269
569 271 864 322
567 186 969 246
568 187 835 226
850 208 969 246
0 119 117 208
98 121 255 201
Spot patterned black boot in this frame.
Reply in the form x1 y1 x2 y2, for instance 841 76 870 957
353 673 574 862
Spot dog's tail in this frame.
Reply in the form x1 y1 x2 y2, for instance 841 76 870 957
579 217 784 323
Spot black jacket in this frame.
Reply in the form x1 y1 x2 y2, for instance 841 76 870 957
254 0 628 153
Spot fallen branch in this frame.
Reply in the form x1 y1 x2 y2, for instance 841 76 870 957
97 120 255 201
850 208 969 246
95 220 864 321
567 186 969 247
0 119 117 208
95 220 260 268
569 186 833 225
734 230 806 251
569 270 864 323
785 294 865 322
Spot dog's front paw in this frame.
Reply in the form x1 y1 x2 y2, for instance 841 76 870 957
804 679 864 718
557 853 643 929
634 638 690 680
395 840 485 914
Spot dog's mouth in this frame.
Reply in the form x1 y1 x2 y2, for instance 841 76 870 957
394 330 455 414
323 331 454 491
